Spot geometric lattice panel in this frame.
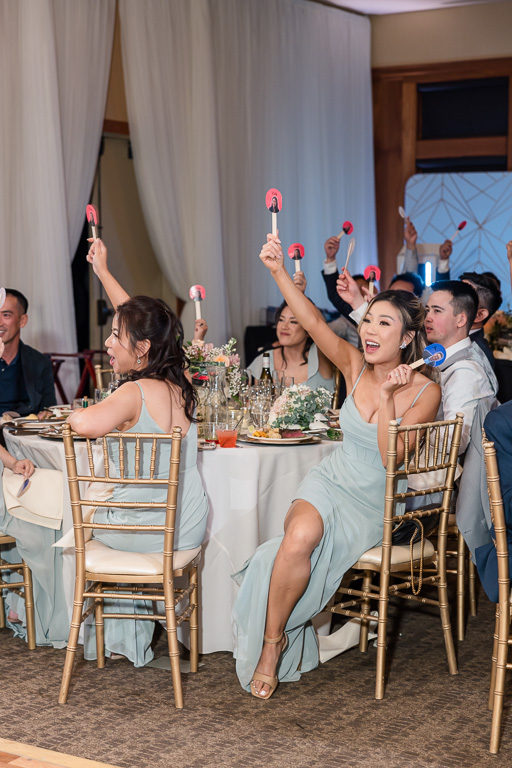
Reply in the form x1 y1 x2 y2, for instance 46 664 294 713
405 173 512 309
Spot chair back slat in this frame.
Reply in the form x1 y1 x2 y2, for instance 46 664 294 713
61 424 183 548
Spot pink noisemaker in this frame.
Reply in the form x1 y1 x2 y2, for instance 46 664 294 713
364 265 381 297
448 221 467 241
86 204 99 240
189 285 206 320
337 221 353 239
288 243 305 273
266 188 282 236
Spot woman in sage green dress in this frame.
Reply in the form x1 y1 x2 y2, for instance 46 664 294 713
68 240 208 666
232 233 441 699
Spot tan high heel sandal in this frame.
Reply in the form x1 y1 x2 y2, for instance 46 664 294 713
250 631 288 700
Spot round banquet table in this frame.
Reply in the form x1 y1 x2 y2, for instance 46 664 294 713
5 429 338 653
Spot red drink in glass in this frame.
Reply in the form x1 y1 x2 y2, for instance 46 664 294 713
216 429 237 447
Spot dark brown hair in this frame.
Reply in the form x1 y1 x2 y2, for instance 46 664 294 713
274 300 313 368
116 296 197 421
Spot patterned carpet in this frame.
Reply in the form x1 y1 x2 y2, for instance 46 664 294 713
1 594 512 768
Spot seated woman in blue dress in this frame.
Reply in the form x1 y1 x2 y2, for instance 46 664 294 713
68 240 208 666
232 233 442 699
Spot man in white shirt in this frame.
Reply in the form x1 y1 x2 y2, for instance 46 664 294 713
424 280 498 454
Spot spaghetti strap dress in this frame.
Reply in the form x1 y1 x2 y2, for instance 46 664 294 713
232 368 432 691
84 381 208 667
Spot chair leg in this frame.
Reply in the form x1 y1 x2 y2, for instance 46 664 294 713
358 570 372 653
457 531 466 642
59 576 86 704
0 585 5 630
469 559 477 617
437 565 458 675
489 606 500 710
22 561 36 650
375 567 390 700
189 567 199 674
164 580 184 709
490 607 510 754
94 584 105 669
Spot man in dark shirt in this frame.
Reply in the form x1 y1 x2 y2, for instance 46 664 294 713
0 289 56 417
459 271 502 371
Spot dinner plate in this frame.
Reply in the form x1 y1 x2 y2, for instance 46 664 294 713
238 434 320 446
38 428 87 441
12 419 66 429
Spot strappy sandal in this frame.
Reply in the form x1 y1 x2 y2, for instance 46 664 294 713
250 631 288 700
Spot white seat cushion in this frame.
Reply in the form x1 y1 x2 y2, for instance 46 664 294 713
85 539 201 576
356 539 435 567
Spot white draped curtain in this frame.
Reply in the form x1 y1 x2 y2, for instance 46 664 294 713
120 0 375 353
0 0 115 399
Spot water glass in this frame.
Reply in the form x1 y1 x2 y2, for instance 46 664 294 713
249 399 271 430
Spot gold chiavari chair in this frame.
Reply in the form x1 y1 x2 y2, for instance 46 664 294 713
0 534 36 649
58 424 202 709
483 436 510 754
326 413 464 700
94 364 114 391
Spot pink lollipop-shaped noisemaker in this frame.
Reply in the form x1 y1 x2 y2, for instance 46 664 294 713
398 206 407 220
448 221 467 241
86 204 99 240
288 243 305 273
266 188 283 236
337 221 353 239
364 264 381 297
189 284 206 320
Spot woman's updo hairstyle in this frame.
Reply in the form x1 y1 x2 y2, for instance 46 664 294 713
358 289 435 379
115 296 197 421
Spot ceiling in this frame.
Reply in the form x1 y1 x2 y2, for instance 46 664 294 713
329 0 507 15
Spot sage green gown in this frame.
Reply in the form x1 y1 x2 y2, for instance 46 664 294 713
232 368 429 690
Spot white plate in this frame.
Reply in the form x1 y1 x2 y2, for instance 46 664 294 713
238 434 320 446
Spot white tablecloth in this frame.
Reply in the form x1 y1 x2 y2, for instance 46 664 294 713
5 431 338 653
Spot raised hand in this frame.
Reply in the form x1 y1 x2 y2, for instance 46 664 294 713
381 364 412 395
337 268 365 310
439 239 452 260
293 270 307 293
404 218 417 249
259 233 284 273
506 240 512 262
86 237 108 277
194 319 208 341
324 236 340 263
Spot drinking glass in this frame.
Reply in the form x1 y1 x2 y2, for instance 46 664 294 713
216 418 239 448
249 398 271 430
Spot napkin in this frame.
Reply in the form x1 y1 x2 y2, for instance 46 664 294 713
53 481 115 548
3 467 64 530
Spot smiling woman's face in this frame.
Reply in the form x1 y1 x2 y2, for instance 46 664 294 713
276 305 308 349
359 300 404 363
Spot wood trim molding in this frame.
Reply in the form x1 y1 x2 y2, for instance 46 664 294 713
373 57 512 83
416 136 507 159
102 119 130 135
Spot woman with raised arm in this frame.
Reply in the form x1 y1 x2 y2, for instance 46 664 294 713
232 233 441 699
68 240 208 666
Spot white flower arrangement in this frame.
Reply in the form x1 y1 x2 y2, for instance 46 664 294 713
268 384 332 432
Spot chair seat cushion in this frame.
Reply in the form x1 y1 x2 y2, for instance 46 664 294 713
355 538 435 567
85 539 201 576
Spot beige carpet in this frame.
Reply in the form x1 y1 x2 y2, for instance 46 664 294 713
1 595 511 768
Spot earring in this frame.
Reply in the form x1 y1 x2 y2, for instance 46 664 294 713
137 358 141 364
399 342 407 349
